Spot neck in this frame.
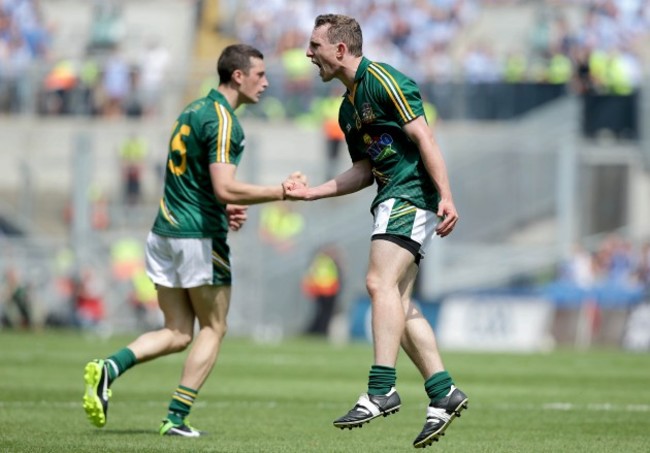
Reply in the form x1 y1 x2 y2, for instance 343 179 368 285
217 84 240 110
339 55 363 92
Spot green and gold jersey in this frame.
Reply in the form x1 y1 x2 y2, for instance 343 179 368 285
152 89 244 238
339 57 439 212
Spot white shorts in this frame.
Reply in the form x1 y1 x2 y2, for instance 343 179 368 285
372 198 440 258
145 232 232 288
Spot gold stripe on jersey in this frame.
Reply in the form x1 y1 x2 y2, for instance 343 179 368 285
160 199 179 227
368 64 416 123
214 102 232 163
212 250 231 271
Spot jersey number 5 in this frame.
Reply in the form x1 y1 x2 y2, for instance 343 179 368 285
168 123 191 176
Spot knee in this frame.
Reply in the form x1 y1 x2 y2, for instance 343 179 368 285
211 321 228 340
170 330 193 352
195 319 228 341
365 272 383 298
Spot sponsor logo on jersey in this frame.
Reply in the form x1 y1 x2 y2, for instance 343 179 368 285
363 133 395 161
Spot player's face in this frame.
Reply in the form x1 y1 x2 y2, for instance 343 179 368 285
306 25 339 82
239 57 268 104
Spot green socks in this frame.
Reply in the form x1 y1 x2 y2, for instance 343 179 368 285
105 348 137 384
167 385 198 424
425 371 453 403
367 367 453 401
368 365 396 396
103 347 198 426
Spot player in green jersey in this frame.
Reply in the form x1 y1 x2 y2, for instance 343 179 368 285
285 14 468 448
82 44 305 437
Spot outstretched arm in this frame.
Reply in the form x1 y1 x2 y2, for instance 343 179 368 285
403 116 458 237
285 159 373 201
210 163 302 205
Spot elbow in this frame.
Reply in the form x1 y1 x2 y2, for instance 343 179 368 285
213 188 233 205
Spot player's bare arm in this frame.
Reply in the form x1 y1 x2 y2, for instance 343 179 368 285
403 116 458 237
285 159 373 201
210 162 285 204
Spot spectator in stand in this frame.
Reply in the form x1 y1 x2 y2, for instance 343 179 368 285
118 132 148 206
1 267 33 329
77 53 101 115
552 13 579 57
570 44 595 95
309 86 346 181
88 0 125 52
14 0 51 59
42 58 77 115
638 241 650 290
100 47 130 117
461 42 501 119
258 202 305 252
71 270 106 331
137 38 170 116
591 234 638 284
0 26 32 113
0 0 51 114
606 235 637 282
528 5 553 61
278 28 314 115
462 42 501 84
606 44 642 96
561 243 595 289
302 244 343 336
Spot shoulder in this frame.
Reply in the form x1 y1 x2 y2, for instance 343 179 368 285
200 99 242 131
366 61 411 84
176 96 212 126
364 61 419 99
183 95 210 114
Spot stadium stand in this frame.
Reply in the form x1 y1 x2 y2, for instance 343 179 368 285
1 0 649 344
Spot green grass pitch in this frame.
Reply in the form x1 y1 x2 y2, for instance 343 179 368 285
0 330 648 452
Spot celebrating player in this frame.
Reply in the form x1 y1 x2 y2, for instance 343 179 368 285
284 14 468 448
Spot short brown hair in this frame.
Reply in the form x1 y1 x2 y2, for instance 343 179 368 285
217 44 264 84
314 14 363 57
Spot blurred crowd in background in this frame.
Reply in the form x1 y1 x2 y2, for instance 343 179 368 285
552 235 650 304
563 236 650 289
1 0 650 342
231 0 649 87
1 0 649 120
0 0 171 117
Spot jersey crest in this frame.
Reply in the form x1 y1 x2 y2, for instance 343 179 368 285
360 103 376 124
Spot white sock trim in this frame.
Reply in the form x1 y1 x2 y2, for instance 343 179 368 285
107 359 120 378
